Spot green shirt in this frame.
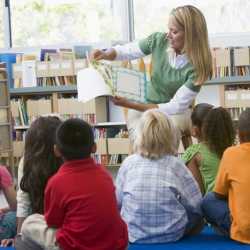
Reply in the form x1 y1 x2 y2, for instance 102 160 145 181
139 32 200 103
181 143 220 193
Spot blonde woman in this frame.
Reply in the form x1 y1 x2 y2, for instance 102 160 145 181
116 110 202 244
91 5 212 148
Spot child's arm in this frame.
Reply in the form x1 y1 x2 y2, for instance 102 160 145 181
44 179 64 228
186 153 205 195
16 157 31 232
176 161 203 231
0 166 17 211
2 184 16 211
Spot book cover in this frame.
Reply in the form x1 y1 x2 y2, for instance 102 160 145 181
77 61 147 103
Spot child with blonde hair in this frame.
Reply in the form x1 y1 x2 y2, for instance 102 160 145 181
116 110 202 244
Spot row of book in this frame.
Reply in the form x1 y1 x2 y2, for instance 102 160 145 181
13 59 86 88
211 47 250 78
10 96 108 126
227 107 248 121
224 85 250 108
12 127 130 167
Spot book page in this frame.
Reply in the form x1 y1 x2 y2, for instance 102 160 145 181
113 68 146 103
77 67 112 103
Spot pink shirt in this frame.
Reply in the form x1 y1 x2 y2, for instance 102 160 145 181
0 165 12 190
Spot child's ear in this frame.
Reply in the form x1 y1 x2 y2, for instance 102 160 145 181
191 126 200 138
54 144 62 157
91 143 97 154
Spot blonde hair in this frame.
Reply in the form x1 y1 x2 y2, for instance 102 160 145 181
134 110 179 159
171 5 212 84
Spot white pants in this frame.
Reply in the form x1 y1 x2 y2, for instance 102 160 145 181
21 214 59 250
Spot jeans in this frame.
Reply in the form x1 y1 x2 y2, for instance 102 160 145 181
0 211 16 240
201 192 231 236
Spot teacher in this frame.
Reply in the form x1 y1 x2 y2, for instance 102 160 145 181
91 5 212 148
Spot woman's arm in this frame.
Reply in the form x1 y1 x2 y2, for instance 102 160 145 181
91 42 146 61
158 85 198 115
186 153 205 195
112 84 198 114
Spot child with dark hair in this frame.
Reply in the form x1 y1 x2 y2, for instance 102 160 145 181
202 108 250 244
21 118 128 250
182 105 235 194
1 116 62 249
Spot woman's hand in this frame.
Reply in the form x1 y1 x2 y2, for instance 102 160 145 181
90 49 117 61
112 96 132 108
112 96 158 112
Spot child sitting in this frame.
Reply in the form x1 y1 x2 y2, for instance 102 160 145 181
182 105 235 194
0 165 16 240
202 108 250 244
116 110 202 244
1 116 63 249
20 118 128 250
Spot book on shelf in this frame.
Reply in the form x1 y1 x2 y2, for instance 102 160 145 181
40 49 57 61
73 45 92 59
77 61 147 103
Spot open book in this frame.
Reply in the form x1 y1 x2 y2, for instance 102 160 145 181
77 61 147 103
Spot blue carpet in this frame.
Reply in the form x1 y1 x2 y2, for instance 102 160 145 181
128 226 250 250
1 227 250 250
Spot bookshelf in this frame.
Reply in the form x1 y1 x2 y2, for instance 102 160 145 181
0 65 14 174
7 46 250 169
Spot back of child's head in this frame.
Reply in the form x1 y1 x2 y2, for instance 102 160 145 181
21 116 62 214
134 110 179 159
191 103 214 137
202 107 235 158
56 118 94 161
238 108 250 143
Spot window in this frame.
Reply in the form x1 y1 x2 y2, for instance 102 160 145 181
134 0 250 39
11 0 123 47
0 3 4 48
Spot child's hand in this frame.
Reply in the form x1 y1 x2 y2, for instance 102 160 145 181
1 238 15 247
112 96 131 108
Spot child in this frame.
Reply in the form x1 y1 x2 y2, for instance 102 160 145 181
0 165 16 240
21 118 128 250
1 116 62 248
182 105 235 194
116 110 202 244
202 108 250 244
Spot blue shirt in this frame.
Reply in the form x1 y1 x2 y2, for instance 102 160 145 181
116 154 202 243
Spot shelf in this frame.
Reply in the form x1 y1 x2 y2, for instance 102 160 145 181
8 76 250 96
13 122 127 130
14 125 29 130
95 122 126 127
205 76 250 85
10 85 77 96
